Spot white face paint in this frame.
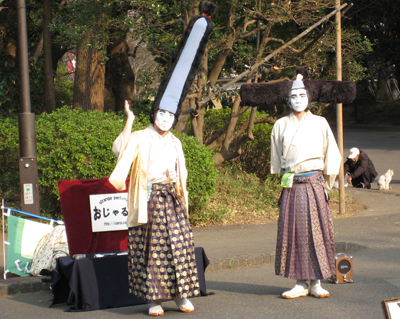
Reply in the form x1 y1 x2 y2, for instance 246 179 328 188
155 110 175 131
289 88 309 112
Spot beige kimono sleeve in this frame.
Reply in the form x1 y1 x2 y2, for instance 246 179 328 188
109 132 139 191
270 121 284 175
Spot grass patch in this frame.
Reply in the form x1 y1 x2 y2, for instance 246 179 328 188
189 165 364 227
190 163 281 227
329 188 354 203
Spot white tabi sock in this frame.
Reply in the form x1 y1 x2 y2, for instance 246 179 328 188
310 279 330 298
149 300 164 316
282 280 309 299
174 297 195 313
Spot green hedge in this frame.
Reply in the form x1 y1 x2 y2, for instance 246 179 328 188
0 107 217 221
173 131 217 214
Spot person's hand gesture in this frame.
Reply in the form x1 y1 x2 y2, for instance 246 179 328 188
124 100 135 121
347 176 352 184
121 100 135 145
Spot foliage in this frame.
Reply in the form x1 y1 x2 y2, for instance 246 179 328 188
0 51 20 116
0 107 129 218
54 62 74 109
0 116 20 206
237 118 274 181
346 0 400 81
0 0 54 115
0 107 217 220
172 130 218 215
0 0 138 115
203 108 275 180
190 162 280 226
292 27 373 82
0 0 377 117
128 0 372 83
0 51 48 115
51 0 134 57
128 98 153 125
52 1 137 111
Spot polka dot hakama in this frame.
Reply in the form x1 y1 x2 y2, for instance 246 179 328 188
127 183 200 301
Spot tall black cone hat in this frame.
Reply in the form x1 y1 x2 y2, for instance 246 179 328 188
150 1 218 124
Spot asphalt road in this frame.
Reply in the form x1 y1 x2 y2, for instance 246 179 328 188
1 126 400 318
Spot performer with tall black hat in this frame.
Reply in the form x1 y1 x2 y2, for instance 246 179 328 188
109 1 217 316
240 68 356 299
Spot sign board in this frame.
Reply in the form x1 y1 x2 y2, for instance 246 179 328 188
382 297 400 319
23 183 34 204
89 193 129 232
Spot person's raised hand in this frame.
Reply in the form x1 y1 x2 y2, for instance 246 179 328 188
124 100 135 121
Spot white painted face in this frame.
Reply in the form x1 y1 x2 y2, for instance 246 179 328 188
155 110 175 131
289 88 309 112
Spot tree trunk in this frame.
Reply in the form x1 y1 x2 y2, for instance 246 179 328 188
213 96 243 165
106 40 135 112
190 48 208 142
376 68 390 101
207 2 237 85
43 0 56 113
174 98 192 133
73 39 105 111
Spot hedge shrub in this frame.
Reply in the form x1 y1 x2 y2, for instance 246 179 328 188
0 107 217 221
173 131 217 215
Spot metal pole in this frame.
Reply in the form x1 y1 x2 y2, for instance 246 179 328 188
336 0 345 214
16 0 40 215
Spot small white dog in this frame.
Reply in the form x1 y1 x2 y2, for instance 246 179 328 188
377 169 394 190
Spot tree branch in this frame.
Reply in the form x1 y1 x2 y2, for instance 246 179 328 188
243 19 257 32
237 24 270 40
205 105 250 146
212 114 276 163
199 3 349 108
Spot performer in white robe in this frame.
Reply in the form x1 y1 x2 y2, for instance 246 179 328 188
109 2 218 315
110 102 199 316
240 67 356 299
271 111 342 179
270 74 342 299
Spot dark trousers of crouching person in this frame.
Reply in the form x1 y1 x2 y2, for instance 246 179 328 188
127 183 200 303
351 168 375 189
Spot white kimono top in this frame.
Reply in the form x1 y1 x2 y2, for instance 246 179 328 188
109 126 188 227
271 111 342 188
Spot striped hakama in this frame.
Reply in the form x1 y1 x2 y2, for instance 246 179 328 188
127 183 200 301
275 171 336 280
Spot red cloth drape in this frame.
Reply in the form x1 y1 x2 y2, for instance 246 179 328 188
57 177 129 256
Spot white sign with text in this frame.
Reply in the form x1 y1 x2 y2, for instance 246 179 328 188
89 193 129 232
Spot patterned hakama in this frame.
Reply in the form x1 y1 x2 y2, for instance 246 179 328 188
275 172 336 280
127 183 200 301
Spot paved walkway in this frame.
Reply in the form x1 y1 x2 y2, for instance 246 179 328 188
1 126 400 294
1 185 399 295
0 127 399 318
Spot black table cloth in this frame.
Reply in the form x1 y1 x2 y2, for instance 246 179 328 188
51 247 209 311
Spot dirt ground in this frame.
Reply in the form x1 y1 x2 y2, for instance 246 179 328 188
329 200 365 219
